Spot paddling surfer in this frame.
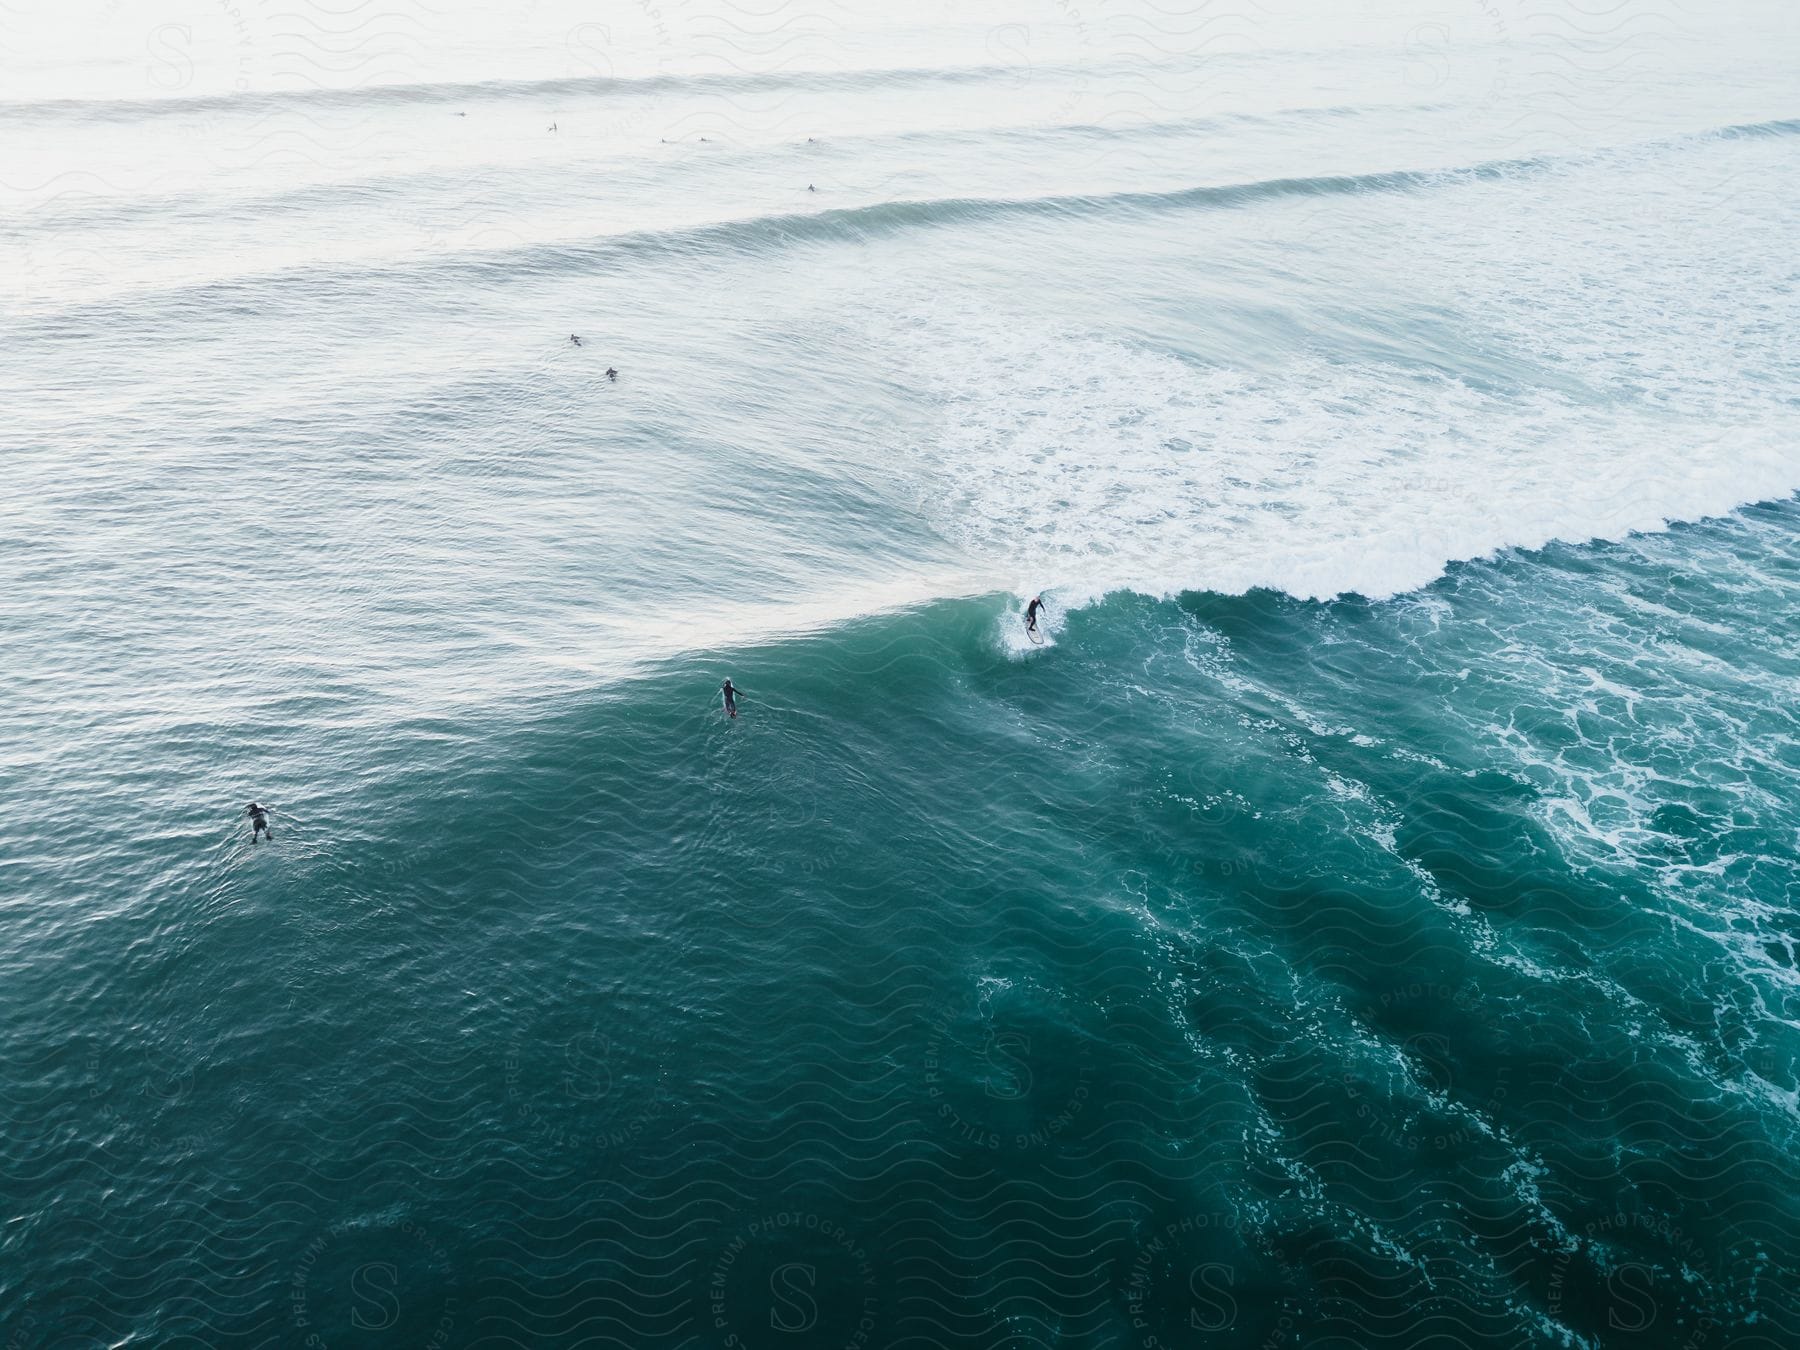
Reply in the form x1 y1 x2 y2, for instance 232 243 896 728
721 679 739 719
244 802 274 843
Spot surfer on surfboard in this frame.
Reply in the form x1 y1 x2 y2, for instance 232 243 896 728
722 679 740 719
1025 595 1045 639
244 802 274 843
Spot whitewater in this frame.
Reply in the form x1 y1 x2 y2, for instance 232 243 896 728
3 1 1798 1346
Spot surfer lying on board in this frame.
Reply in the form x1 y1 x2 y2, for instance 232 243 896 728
722 679 740 719
1025 595 1045 635
244 802 274 843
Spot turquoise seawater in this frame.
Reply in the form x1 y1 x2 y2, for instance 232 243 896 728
4 1 1800 1345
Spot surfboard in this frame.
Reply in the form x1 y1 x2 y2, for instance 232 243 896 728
1025 620 1045 646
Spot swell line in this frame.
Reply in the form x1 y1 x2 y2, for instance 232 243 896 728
1 100 1450 236
374 113 1800 277
0 58 1153 123
5 164 1510 327
1715 115 1800 140
11 115 1798 327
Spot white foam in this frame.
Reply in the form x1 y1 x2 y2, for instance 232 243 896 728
995 595 1067 658
898 315 1798 602
885 143 1800 603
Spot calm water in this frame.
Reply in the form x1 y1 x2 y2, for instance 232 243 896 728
4 1 1799 1345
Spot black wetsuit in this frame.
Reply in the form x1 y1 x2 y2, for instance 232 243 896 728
722 683 738 718
1025 599 1043 630
245 805 272 842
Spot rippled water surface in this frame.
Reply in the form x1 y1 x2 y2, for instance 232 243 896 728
4 1 1799 1345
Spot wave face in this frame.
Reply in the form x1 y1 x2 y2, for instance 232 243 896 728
5 2 1800 1347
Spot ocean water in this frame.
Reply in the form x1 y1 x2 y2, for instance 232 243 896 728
4 0 1800 1345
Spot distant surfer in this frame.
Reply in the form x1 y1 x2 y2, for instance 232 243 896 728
244 802 274 843
808 184 816 192
721 679 739 719
1025 595 1045 636
570 334 582 346
605 366 618 380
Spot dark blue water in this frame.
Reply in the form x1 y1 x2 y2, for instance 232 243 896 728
5 5 1800 1345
